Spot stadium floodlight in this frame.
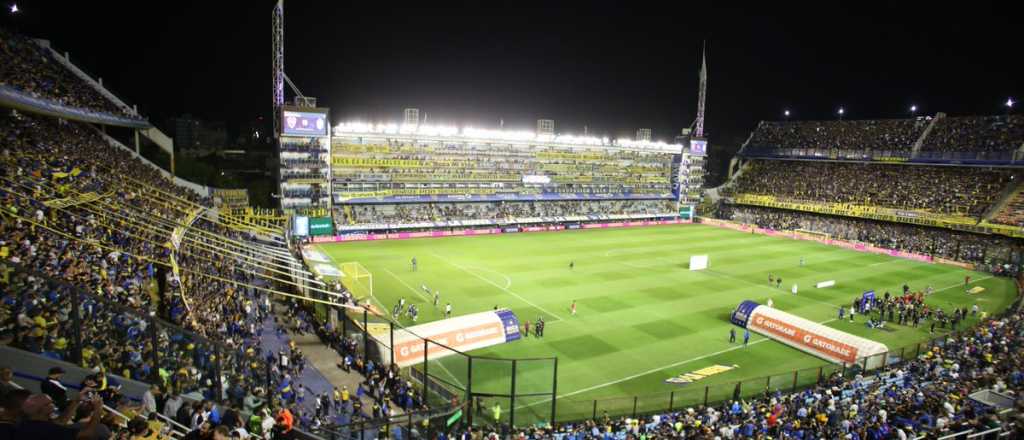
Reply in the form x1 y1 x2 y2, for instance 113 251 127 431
837 107 845 120
784 110 790 118
910 105 917 113
9 3 17 13
1008 98 1016 109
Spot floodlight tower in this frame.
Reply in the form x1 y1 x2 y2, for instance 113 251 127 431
272 0 332 213
673 44 708 220
272 0 284 139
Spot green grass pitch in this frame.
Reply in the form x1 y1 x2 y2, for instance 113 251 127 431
316 223 1016 423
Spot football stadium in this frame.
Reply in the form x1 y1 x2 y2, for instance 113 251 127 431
1 2 1023 440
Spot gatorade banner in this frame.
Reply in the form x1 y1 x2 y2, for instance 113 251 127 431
391 309 520 368
743 303 888 366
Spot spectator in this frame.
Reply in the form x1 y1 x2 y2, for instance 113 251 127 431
40 366 69 411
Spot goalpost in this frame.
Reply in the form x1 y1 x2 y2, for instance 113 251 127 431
339 261 374 301
795 229 831 242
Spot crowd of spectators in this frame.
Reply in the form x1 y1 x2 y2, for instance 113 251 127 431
920 115 1024 153
0 28 140 120
727 161 1013 217
992 191 1024 227
720 205 1024 275
746 115 1024 155
748 119 928 152
331 141 677 200
341 199 678 225
0 109 324 436
0 362 321 439
278 301 432 425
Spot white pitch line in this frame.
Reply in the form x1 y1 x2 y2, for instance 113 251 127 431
516 318 838 409
430 252 565 322
383 267 432 302
466 265 512 289
931 276 992 295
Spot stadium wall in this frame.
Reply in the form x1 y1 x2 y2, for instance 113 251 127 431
312 218 691 243
698 217 959 268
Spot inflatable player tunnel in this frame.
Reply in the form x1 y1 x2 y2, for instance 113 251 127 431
731 300 889 369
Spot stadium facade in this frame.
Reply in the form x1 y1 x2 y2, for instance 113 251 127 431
280 114 707 232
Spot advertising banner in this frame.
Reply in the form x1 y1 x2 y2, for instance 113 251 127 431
745 304 888 366
309 217 334 236
391 310 521 368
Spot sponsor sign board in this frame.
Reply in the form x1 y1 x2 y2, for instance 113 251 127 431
748 312 860 364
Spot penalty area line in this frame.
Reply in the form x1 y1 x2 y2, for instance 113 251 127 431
430 252 565 322
382 267 433 303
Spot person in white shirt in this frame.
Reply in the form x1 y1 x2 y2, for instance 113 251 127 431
141 384 159 415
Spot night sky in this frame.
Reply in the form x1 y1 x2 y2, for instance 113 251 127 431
3 1 1021 152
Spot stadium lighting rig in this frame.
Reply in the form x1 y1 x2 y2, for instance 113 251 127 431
9 3 17 14
910 105 918 114
333 121 681 152
784 109 790 118
1008 98 1016 109
837 107 845 120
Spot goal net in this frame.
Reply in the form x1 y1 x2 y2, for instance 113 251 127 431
339 261 374 301
795 229 831 242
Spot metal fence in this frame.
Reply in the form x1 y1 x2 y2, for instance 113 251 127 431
326 306 558 429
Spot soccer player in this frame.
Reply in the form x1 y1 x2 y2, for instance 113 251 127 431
409 304 418 322
838 306 845 320
964 275 971 291
433 291 440 307
524 320 530 337
411 257 417 272
570 300 577 316
569 261 574 270
767 297 774 308
729 327 736 343
768 273 774 286
399 297 406 310
392 303 401 319
743 329 750 347
776 277 782 289
445 303 452 318
791 283 798 295
799 257 804 267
